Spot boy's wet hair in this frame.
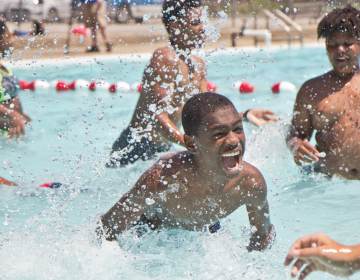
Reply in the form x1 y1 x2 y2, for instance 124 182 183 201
162 0 202 32
182 92 236 136
318 5 360 40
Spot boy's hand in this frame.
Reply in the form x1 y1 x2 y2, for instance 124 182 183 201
288 138 322 165
247 224 276 251
285 233 359 279
7 110 28 138
246 109 278 126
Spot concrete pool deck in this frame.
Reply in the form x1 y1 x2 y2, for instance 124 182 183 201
6 18 321 60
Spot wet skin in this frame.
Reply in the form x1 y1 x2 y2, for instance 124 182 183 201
0 64 31 138
102 106 275 251
0 97 30 138
112 7 277 154
125 7 207 147
287 32 360 179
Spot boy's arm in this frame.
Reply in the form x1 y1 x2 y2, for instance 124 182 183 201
100 164 161 241
7 97 31 121
149 49 185 146
287 82 320 164
0 104 27 137
241 109 278 126
244 166 275 251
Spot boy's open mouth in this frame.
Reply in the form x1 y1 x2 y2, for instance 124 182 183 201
221 149 242 175
335 56 350 63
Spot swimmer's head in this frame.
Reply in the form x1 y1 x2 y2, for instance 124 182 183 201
318 5 360 76
182 93 245 177
162 0 205 50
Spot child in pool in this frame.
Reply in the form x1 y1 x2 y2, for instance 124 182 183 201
0 62 30 138
107 0 278 167
100 93 275 251
287 5 360 179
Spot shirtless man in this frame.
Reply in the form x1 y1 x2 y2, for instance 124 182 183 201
108 0 277 167
287 6 360 179
101 93 275 251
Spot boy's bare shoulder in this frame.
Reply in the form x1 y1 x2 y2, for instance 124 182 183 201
297 71 332 102
140 151 193 193
158 151 194 174
224 162 265 193
223 162 266 204
151 47 176 64
240 162 266 186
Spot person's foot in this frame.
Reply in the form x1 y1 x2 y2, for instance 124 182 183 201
86 46 100 53
63 44 69 54
106 42 112 52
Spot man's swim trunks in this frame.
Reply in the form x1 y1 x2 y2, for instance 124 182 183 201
107 126 171 167
301 164 323 175
0 65 18 104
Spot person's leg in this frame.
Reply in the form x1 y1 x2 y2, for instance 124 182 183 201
90 25 97 48
98 25 111 52
84 3 99 52
97 2 111 52
64 15 73 54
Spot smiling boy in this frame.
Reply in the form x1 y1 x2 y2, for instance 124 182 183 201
287 5 360 179
107 0 277 167
101 93 275 251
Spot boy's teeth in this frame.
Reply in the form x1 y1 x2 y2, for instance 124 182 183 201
222 151 239 157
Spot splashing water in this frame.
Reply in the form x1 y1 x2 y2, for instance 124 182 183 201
1 48 360 279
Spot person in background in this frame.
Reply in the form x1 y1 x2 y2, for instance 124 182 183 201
0 61 30 138
81 0 111 52
0 17 13 58
285 233 360 279
30 20 45 36
107 0 278 167
286 5 360 179
64 0 82 54
13 20 45 37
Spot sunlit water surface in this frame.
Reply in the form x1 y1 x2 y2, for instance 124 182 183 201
1 47 360 279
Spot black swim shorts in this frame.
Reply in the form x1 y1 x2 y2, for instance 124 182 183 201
107 126 171 167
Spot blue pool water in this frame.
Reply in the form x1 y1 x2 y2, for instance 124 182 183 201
1 47 360 279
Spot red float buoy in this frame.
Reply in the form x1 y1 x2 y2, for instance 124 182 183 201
207 81 217 92
88 81 96 91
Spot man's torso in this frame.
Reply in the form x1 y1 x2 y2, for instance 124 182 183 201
130 47 205 145
307 72 360 178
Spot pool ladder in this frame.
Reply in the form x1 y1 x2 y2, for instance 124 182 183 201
231 9 304 48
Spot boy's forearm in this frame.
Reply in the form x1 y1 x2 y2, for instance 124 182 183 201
155 112 184 146
248 223 275 251
100 215 121 241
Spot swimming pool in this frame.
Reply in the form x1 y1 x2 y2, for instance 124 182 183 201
1 46 360 279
